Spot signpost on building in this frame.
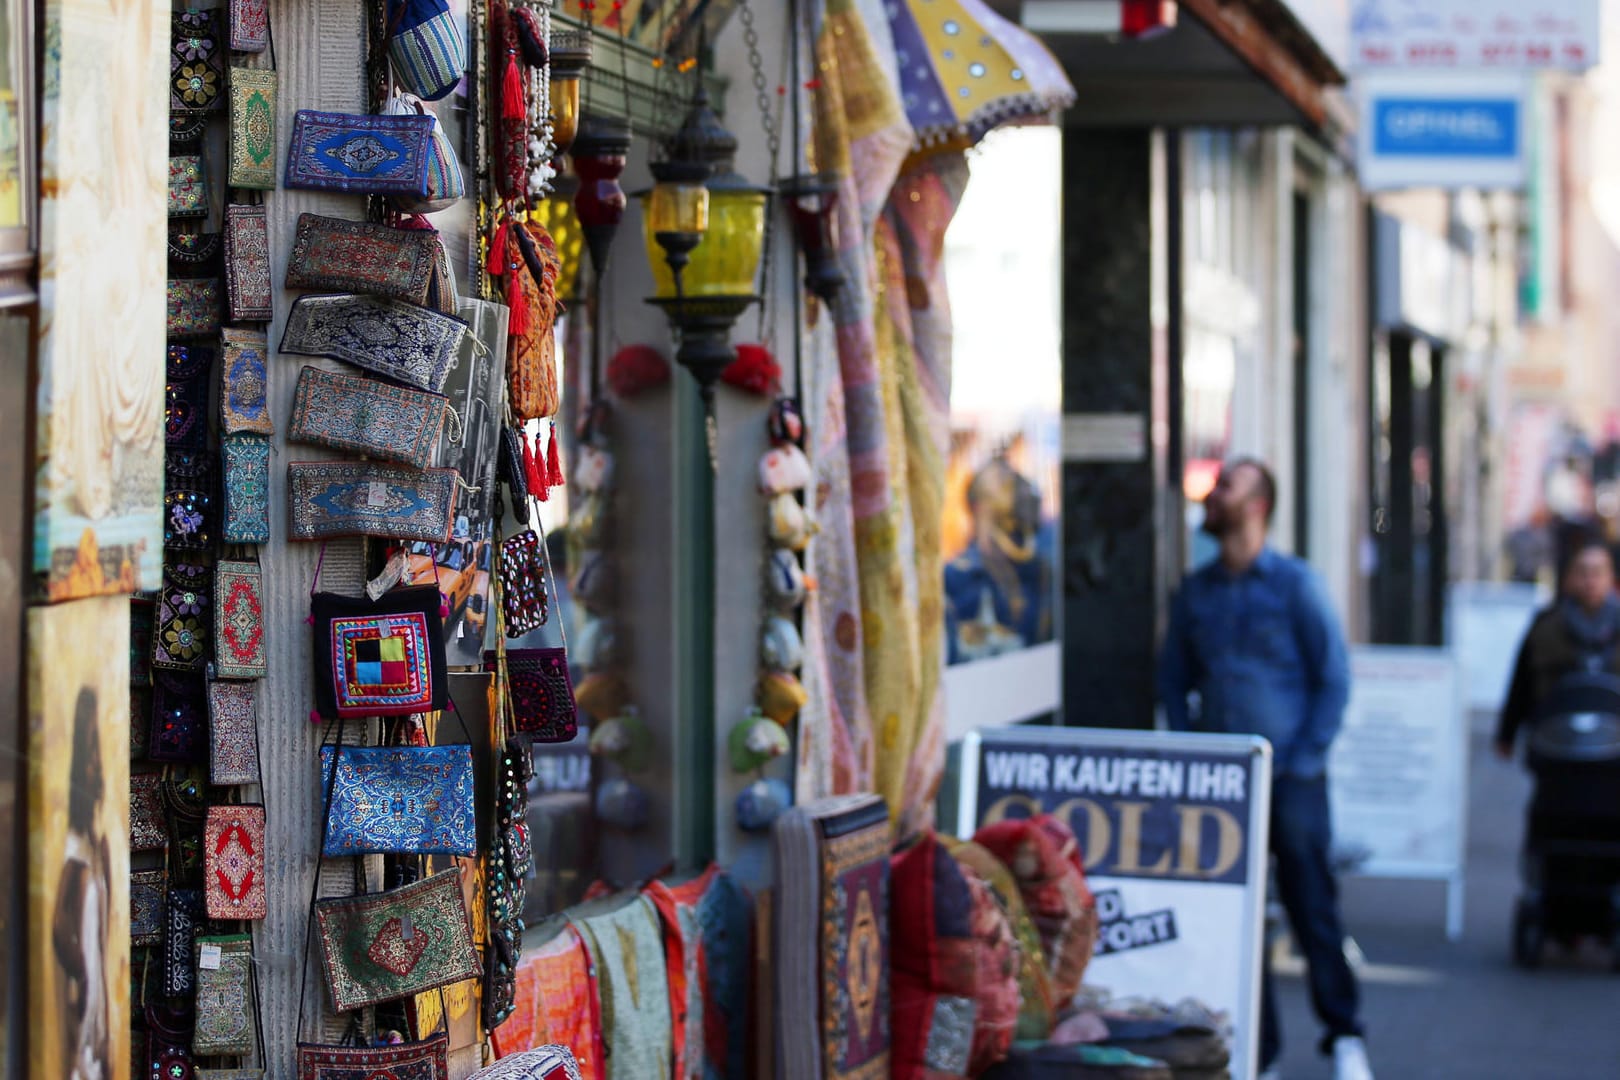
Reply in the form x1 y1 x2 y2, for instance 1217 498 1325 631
1350 1 1601 73
958 726 1272 1080
1331 646 1468 940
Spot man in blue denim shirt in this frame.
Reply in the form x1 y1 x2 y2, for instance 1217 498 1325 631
1158 459 1370 1080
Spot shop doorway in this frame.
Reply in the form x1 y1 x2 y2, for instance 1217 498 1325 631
1371 331 1448 645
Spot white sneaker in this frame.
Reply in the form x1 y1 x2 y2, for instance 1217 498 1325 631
1333 1036 1374 1080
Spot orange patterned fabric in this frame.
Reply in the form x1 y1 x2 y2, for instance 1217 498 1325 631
505 222 562 420
489 923 605 1079
645 866 718 1080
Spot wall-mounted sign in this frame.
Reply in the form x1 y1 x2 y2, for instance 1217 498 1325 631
1350 0 1600 72
1358 74 1527 191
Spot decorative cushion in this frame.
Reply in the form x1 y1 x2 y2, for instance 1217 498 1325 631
889 831 982 1080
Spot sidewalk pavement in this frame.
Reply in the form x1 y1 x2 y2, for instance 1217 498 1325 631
1271 713 1620 1079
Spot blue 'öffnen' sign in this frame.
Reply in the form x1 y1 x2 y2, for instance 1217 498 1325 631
1372 97 1519 158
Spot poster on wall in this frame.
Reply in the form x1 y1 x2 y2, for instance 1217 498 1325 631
27 596 131 1080
958 725 1272 1080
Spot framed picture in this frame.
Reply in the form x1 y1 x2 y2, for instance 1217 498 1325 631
0 0 36 293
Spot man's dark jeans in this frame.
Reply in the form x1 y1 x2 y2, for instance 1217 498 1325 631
1260 775 1364 1069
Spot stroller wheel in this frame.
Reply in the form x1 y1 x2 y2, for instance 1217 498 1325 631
1514 900 1545 969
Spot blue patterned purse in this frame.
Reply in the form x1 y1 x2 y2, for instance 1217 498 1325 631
284 109 435 195
319 744 476 856
279 292 467 393
222 435 271 544
287 460 458 543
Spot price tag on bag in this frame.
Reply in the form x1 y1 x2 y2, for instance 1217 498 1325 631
367 480 389 507
198 943 223 971
401 915 414 941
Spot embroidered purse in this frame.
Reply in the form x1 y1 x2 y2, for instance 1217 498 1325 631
289 366 448 470
387 0 466 101
227 66 277 190
280 292 467 392
208 681 262 786
486 648 576 743
318 745 476 856
151 672 209 763
172 8 224 111
383 92 467 213
154 559 212 672
215 559 268 679
164 888 204 996
222 435 272 544
223 203 274 322
167 342 214 449
169 154 209 219
467 1046 584 1080
505 224 561 420
286 213 440 305
168 230 222 275
168 278 222 338
297 1034 449 1080
132 869 168 947
314 869 479 1012
498 530 548 637
193 935 257 1056
310 585 448 720
205 803 267 920
220 328 273 434
164 450 216 551
288 461 459 544
131 773 168 851
284 109 435 196
230 0 269 52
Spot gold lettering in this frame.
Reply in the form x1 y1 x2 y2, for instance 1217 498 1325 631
982 793 1043 826
1053 797 1112 871
1113 800 1172 875
1175 805 1245 878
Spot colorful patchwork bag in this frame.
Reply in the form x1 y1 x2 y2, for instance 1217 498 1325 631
208 681 262 786
205 803 267 920
387 0 466 101
287 461 459 544
229 0 269 52
318 744 476 856
169 154 209 217
486 648 575 743
154 559 212 672
228 66 278 190
285 213 441 305
220 327 273 435
172 8 224 111
280 292 468 392
215 559 268 679
310 585 448 720
284 109 435 196
297 1033 449 1080
193 934 258 1056
222 435 272 544
314 868 480 1012
131 868 168 947
383 92 467 213
498 529 549 637
223 203 274 322
151 672 209 763
288 366 448 470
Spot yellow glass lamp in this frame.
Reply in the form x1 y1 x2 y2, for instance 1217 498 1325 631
548 31 591 155
531 172 585 301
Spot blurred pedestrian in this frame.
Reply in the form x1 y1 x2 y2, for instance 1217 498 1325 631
1158 458 1370 1080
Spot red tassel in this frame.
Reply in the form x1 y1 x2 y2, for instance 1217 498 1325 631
526 431 548 500
502 51 526 121
507 271 530 336
488 220 510 276
547 420 565 490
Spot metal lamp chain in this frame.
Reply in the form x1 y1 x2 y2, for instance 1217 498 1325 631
736 0 782 343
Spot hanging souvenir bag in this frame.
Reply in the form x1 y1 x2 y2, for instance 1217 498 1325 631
204 803 267 920
297 1034 450 1080
288 365 449 470
223 203 274 322
192 934 259 1056
168 154 209 218
229 0 269 52
151 672 209 763
207 681 262 786
313 867 479 1012
280 292 467 393
132 868 168 947
310 577 448 720
215 558 268 679
288 460 459 544
486 513 576 742
285 212 442 305
503 222 562 420
284 109 435 196
166 341 214 451
497 529 549 637
171 8 224 112
219 328 273 435
227 66 278 190
382 91 467 213
318 742 476 856
221 435 272 545
386 0 466 102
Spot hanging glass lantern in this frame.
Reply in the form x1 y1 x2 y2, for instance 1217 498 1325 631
548 31 591 155
778 172 844 305
571 113 632 279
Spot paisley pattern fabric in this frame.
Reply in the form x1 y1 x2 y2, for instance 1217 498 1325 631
287 460 458 544
229 0 269 52
311 586 447 720
224 203 274 322
193 934 256 1055
214 559 267 679
222 435 272 544
208 681 262 786
131 869 168 946
286 214 440 305
284 109 435 196
314 869 479 1012
288 365 448 470
154 559 212 672
171 8 224 111
167 277 222 338
169 154 208 217
227 66 277 190
150 672 208 763
318 745 476 856
220 328 272 434
279 292 467 392
297 1034 449 1080
571 895 673 1080
487 648 575 742
204 804 267 920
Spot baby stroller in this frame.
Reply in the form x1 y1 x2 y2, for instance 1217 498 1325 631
1512 671 1620 969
